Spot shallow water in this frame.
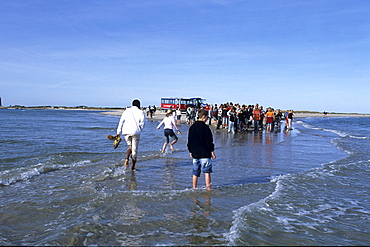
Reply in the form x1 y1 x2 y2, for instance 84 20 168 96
1 109 369 245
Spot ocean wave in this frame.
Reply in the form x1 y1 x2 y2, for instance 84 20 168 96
0 160 91 186
296 120 369 140
225 174 288 245
77 126 114 131
225 159 370 246
0 139 28 145
323 128 368 139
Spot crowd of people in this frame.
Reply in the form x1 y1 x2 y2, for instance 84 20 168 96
114 99 293 190
186 102 294 133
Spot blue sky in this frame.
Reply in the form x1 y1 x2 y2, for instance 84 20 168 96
1 0 369 113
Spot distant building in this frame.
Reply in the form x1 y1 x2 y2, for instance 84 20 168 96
0 97 2 107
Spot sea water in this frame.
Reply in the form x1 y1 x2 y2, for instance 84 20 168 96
0 109 369 245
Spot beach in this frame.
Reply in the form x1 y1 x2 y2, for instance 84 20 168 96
1 108 370 245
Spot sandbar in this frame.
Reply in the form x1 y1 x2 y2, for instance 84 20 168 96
100 110 370 121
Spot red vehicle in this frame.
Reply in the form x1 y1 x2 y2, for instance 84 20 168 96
160 97 210 112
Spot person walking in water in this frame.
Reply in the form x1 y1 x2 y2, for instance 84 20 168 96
176 107 182 125
227 107 237 133
187 109 216 190
157 110 180 153
116 99 146 170
287 110 294 130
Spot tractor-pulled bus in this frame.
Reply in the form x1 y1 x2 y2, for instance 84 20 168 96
160 97 209 112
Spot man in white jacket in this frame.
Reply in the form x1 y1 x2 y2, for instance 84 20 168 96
116 99 146 170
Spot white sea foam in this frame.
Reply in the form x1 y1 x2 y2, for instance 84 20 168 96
297 120 369 139
322 128 368 139
224 159 370 245
225 174 288 245
0 159 92 186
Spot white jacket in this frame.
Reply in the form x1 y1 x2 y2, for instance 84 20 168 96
116 106 146 136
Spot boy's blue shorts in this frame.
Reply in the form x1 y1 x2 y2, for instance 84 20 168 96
192 158 213 177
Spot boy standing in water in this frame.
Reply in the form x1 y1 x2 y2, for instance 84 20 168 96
187 109 217 190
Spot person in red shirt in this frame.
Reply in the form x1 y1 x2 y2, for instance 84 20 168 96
253 106 261 131
265 108 276 133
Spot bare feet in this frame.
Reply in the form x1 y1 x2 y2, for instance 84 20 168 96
131 159 136 171
124 159 129 168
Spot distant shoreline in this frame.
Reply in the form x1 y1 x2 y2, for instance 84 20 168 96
1 106 125 111
2 106 370 119
293 112 370 118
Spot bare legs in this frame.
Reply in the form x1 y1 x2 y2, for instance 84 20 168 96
192 173 211 190
169 140 177 150
266 123 272 133
161 143 168 153
124 149 136 170
161 140 177 153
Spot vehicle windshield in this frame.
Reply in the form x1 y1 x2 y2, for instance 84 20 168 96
190 98 205 105
197 99 206 105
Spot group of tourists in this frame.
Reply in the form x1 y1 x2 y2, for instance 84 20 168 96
206 102 294 133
